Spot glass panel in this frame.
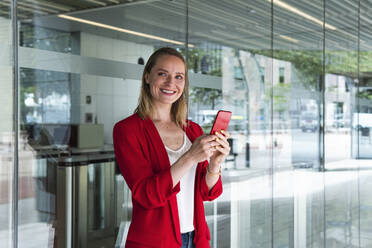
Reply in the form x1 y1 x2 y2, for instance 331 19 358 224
356 0 372 159
354 85 372 158
324 170 359 247
324 0 358 166
358 1 372 247
187 0 273 247
17 0 187 247
0 5 13 248
359 168 372 247
324 1 366 248
273 0 323 170
20 24 73 54
273 0 325 247
12 0 372 247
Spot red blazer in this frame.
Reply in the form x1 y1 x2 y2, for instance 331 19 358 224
113 114 223 248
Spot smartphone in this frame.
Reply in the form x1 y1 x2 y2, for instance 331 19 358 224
210 110 232 135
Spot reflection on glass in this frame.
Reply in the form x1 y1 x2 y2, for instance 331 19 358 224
88 164 105 231
324 0 358 167
20 24 72 54
355 81 372 159
272 0 326 246
325 170 359 247
3 0 372 247
0 10 13 248
359 168 372 245
20 68 71 125
187 0 274 245
356 17 372 158
325 74 353 164
16 0 188 247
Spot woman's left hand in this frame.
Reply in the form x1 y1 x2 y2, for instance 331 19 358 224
209 130 231 171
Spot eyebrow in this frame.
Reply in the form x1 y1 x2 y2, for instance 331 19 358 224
157 68 185 75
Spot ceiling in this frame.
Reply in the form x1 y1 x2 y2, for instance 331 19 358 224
3 0 372 52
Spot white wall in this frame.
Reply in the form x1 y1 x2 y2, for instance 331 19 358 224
79 32 153 144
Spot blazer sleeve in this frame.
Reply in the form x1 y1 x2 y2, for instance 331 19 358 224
113 122 180 209
190 121 223 201
199 161 223 201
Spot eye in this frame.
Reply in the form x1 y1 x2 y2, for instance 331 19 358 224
175 75 184 80
158 72 167 77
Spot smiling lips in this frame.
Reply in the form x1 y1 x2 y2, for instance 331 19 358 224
160 89 177 95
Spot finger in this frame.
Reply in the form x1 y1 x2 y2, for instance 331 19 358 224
220 130 230 139
216 140 229 149
215 131 228 142
215 136 229 147
201 134 217 143
208 147 217 157
204 142 217 151
208 140 227 152
208 141 221 147
216 145 230 155
203 141 220 151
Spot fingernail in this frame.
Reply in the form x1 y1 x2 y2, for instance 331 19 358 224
216 146 220 149
216 138 219 142
221 130 225 133
215 131 218 135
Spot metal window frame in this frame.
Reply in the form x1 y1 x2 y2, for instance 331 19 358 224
11 0 19 248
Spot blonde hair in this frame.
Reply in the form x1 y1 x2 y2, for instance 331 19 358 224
135 47 189 128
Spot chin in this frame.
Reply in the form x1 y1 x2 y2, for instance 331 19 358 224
163 100 178 105
162 96 181 104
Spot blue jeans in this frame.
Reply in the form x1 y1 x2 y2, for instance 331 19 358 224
181 230 195 248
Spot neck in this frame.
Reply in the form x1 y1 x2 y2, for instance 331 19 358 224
152 103 173 123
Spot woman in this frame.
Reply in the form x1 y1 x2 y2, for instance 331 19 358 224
113 47 230 248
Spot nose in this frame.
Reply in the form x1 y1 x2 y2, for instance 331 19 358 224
166 74 175 85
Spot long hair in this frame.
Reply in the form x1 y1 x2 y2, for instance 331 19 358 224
135 47 189 128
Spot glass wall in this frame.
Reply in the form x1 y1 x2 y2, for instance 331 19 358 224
0 2 14 248
15 0 188 247
358 1 372 246
273 0 325 246
4 0 372 247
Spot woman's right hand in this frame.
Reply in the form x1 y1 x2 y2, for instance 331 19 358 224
170 134 219 188
186 134 219 164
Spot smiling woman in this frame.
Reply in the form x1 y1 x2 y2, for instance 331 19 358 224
113 47 230 248
144 54 186 114
136 47 189 128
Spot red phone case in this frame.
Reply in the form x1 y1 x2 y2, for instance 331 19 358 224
210 110 232 134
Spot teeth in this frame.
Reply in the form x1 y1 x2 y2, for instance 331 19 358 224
161 89 175 94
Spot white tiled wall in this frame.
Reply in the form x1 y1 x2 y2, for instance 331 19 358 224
80 32 153 144
0 18 13 134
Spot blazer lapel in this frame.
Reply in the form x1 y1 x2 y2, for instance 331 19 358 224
143 117 170 170
143 117 182 245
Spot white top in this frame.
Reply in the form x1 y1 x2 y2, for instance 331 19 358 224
165 132 196 233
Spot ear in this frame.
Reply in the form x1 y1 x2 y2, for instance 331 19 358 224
144 73 150 84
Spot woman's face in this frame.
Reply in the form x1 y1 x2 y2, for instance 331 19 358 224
145 55 186 107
